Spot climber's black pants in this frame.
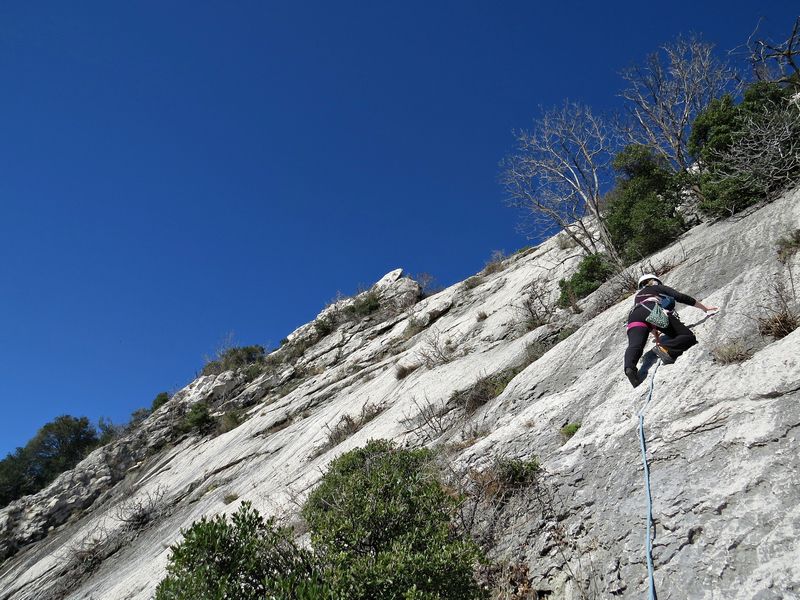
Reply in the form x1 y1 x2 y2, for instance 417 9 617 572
624 306 697 370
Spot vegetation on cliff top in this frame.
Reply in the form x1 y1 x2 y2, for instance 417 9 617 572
504 20 800 305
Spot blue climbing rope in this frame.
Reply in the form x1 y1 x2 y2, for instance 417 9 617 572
637 360 660 600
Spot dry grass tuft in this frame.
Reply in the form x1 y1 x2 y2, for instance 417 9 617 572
450 367 521 417
417 329 456 367
464 275 485 290
756 281 799 340
557 233 578 250
483 250 508 275
711 341 753 364
516 276 554 331
395 362 420 380
317 402 384 454
402 315 428 340
776 229 800 264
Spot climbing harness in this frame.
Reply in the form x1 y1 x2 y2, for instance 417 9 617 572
637 360 661 600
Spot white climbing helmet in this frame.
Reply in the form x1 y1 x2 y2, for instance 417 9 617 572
637 273 662 288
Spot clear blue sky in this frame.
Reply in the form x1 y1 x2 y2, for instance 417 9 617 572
1 1 796 456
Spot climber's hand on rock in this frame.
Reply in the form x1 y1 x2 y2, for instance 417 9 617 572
695 301 718 313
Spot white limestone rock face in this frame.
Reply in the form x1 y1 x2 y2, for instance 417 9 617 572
1 189 799 600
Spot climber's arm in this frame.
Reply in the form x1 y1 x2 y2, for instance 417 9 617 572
693 300 718 313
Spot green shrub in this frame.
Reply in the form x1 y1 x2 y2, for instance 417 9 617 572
604 145 686 263
698 175 759 218
202 345 267 376
494 458 541 490
154 502 329 600
303 440 486 600
157 441 487 600
560 422 581 440
96 403 154 445
179 402 215 435
689 82 789 165
557 253 614 308
128 407 151 429
689 82 800 216
0 415 98 508
522 341 547 362
344 290 381 318
97 417 123 445
688 93 739 166
314 316 336 337
151 392 171 412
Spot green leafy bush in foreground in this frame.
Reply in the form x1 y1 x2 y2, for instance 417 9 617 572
156 440 487 600
155 502 332 600
303 440 485 600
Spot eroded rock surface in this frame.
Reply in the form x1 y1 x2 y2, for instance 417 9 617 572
1 187 799 600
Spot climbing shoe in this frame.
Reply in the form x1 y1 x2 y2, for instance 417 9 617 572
653 345 675 364
625 367 642 388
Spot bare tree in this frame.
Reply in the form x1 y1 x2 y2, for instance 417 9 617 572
401 395 451 445
501 102 621 264
619 34 739 172
113 486 166 531
515 276 555 331
416 328 455 367
747 17 800 86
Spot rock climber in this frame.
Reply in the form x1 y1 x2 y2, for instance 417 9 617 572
625 273 718 388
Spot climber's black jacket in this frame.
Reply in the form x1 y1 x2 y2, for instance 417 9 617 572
633 284 696 309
